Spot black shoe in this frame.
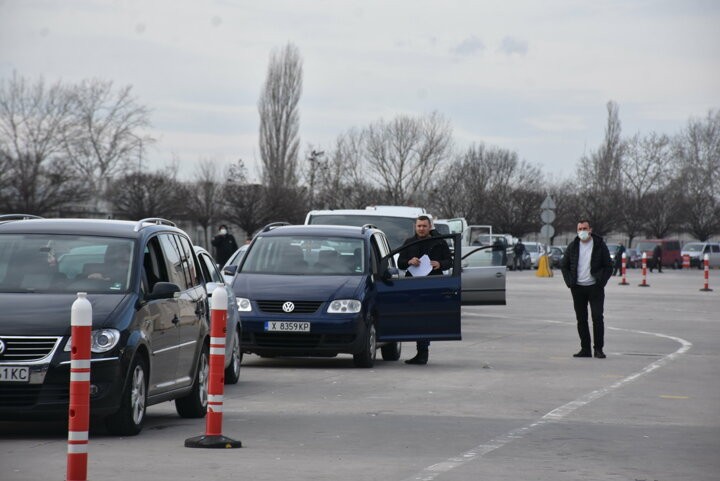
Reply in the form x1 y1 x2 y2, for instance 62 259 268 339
405 350 428 365
573 350 591 358
594 349 606 359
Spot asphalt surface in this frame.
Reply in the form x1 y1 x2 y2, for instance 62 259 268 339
1 267 718 481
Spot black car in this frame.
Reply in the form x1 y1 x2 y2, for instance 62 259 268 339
0 216 213 435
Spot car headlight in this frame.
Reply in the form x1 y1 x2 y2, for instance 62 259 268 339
64 329 121 353
327 299 361 314
236 297 252 312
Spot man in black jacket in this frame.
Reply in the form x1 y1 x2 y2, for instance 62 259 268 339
211 224 239 266
397 215 453 365
561 219 613 359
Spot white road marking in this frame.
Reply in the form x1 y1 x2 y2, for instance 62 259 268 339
401 319 692 481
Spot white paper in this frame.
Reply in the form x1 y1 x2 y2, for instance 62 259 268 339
407 254 432 277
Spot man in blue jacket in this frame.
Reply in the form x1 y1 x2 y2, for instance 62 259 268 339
561 219 613 359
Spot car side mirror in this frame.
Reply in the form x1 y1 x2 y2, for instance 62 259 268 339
382 266 399 281
146 281 181 300
223 265 238 276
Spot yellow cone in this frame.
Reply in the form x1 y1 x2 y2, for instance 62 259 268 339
536 254 553 277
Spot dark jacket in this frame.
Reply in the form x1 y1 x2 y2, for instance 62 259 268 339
397 232 452 276
211 233 238 266
561 233 613 288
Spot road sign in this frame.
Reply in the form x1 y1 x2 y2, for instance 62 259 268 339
541 195 556 210
541 209 556 224
540 224 555 238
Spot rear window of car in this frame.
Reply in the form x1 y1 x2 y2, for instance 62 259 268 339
0 234 135 293
683 243 702 252
636 242 658 251
242 235 365 275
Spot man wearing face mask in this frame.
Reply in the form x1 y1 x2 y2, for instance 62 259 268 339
211 224 239 267
561 219 613 359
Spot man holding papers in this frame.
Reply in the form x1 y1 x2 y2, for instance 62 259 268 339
397 215 453 365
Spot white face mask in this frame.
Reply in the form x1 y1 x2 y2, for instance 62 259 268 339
578 231 590 241
219 229 227 235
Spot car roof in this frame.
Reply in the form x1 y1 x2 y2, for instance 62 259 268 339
258 224 377 238
0 217 186 239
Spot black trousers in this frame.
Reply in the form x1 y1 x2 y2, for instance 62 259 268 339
570 284 605 351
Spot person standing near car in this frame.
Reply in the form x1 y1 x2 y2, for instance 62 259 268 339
650 243 663 273
211 224 238 266
513 239 526 271
561 219 613 359
397 215 453 365
613 242 626 276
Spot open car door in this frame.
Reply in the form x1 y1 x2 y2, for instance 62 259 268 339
460 245 507 305
375 233 462 342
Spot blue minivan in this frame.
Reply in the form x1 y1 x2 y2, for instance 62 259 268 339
231 224 505 367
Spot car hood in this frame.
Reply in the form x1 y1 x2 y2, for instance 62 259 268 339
0 293 131 336
233 273 363 301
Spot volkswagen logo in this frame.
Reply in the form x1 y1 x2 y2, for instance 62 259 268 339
282 302 295 313
0 339 5 356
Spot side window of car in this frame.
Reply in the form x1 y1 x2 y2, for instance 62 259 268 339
176 235 201 288
158 234 189 290
712 245 720 253
143 236 170 294
199 253 223 284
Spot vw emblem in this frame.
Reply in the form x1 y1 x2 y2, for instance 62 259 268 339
282 302 295 313
0 339 5 356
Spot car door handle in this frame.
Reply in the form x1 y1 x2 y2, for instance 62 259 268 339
171 315 180 325
441 290 458 297
495 272 504 278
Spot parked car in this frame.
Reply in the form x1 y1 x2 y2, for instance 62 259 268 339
220 244 249 284
681 242 720 269
0 216 212 435
635 239 683 269
230 223 505 368
549 246 565 268
523 241 546 269
194 246 242 384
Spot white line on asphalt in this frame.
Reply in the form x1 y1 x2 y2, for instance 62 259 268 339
400 320 692 481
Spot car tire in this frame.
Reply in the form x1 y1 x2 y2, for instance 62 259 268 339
380 342 402 361
175 343 209 418
353 322 377 368
105 355 148 436
224 327 241 385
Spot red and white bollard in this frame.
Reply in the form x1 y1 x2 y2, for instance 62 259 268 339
683 254 690 269
619 252 629 286
185 286 242 449
700 254 713 292
638 252 650 287
67 292 92 481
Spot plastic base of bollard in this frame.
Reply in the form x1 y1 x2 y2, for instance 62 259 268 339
185 434 243 449
699 287 713 292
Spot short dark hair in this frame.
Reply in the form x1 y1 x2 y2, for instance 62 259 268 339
416 215 432 225
219 224 227 230
578 219 591 227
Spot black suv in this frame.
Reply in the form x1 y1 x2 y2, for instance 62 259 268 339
0 216 212 435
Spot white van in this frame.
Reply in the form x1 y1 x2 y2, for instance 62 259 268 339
305 206 430 250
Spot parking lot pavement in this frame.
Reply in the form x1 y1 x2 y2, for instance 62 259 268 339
1 268 718 481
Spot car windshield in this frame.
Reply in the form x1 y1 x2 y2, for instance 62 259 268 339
306 214 414 250
607 244 619 254
241 235 365 275
0 234 134 293
637 242 658 251
683 244 702 252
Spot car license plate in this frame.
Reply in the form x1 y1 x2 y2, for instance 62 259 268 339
0 366 30 383
265 321 310 332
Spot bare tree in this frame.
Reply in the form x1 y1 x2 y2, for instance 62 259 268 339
675 109 720 240
182 160 224 247
575 101 624 236
107 168 185 220
258 43 302 191
0 73 89 215
620 132 674 244
364 112 452 204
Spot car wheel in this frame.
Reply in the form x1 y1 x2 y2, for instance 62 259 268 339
176 343 209 418
353 322 377 368
380 341 402 361
224 327 241 385
105 355 147 436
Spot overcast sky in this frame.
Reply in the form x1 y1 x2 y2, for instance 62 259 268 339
1 0 719 182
